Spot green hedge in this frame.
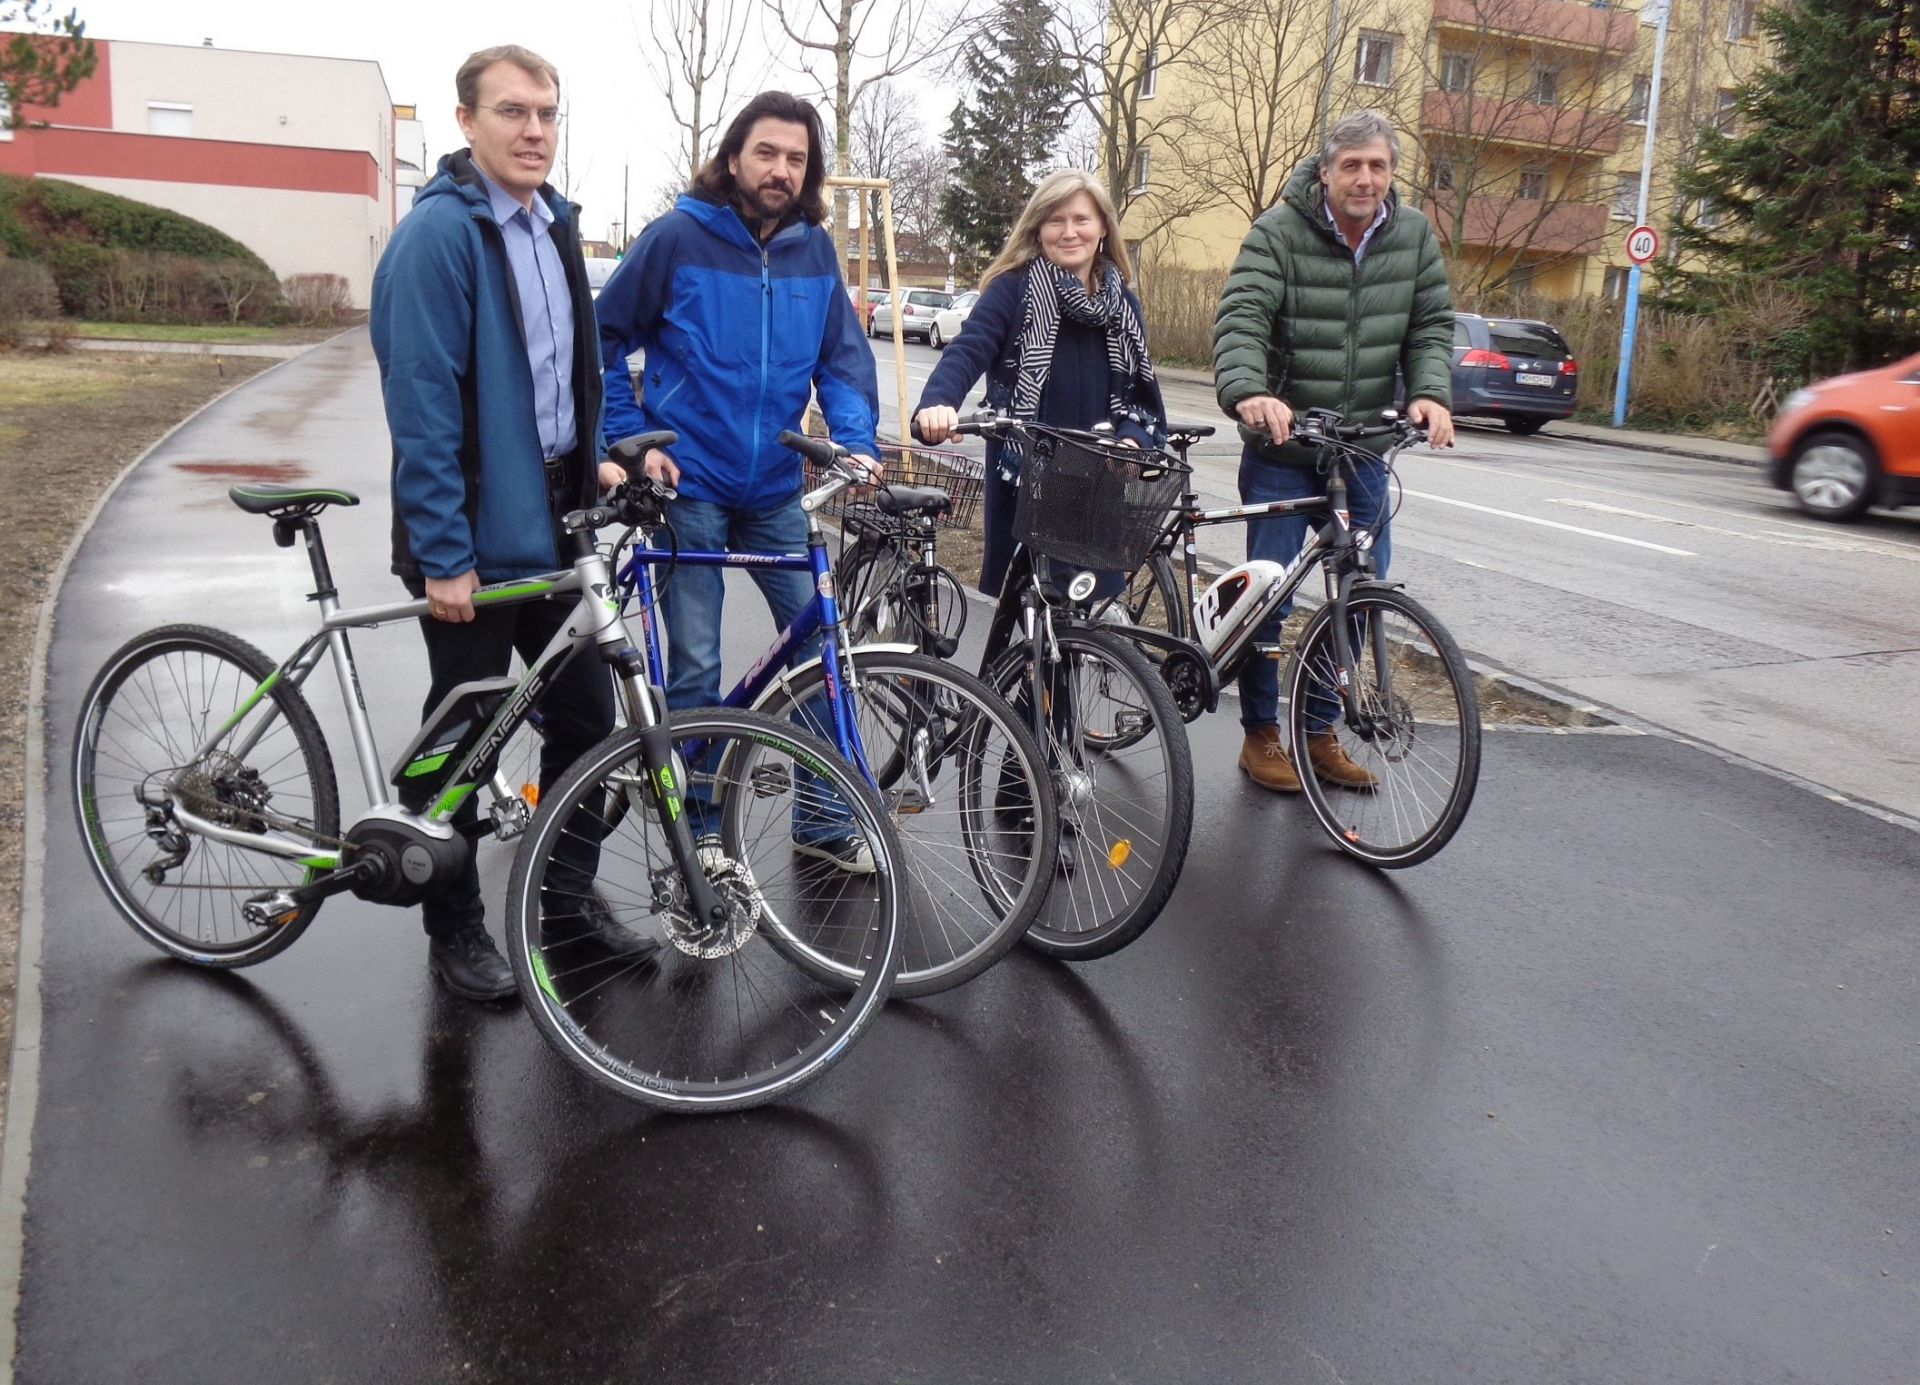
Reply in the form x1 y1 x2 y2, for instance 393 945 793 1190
0 173 269 268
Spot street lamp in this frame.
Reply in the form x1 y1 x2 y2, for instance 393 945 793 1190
1613 0 1673 428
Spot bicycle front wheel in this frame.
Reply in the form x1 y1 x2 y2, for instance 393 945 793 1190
504 708 903 1113
756 650 1060 997
73 624 340 966
1286 587 1481 868
988 626 1194 960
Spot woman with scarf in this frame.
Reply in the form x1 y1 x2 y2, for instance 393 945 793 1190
913 170 1166 660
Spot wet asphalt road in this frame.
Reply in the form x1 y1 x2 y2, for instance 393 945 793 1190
12 333 1920 1383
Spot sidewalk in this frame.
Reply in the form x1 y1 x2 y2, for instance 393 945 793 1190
1153 362 1767 467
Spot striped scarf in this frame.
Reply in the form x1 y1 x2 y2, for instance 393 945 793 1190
1004 257 1155 477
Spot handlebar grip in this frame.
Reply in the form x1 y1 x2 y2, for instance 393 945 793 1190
778 430 844 468
909 417 930 445
607 430 678 464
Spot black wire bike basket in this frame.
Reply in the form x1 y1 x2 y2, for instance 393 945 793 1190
1012 430 1187 571
802 443 985 532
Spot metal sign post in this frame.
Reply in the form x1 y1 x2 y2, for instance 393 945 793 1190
1613 0 1673 429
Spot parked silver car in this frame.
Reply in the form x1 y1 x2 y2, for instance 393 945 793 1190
929 291 979 350
870 287 954 344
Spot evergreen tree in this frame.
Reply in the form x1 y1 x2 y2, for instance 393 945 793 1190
940 0 1073 269
1673 0 1920 374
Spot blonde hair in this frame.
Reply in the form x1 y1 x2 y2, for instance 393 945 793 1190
979 170 1134 291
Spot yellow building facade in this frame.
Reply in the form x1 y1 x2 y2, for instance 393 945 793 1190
1124 0 1769 302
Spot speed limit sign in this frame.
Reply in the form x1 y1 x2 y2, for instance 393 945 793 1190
1625 224 1660 264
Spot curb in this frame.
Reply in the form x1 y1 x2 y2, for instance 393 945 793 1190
0 340 330 1382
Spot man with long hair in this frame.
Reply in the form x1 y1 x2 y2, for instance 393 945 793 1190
596 91 881 871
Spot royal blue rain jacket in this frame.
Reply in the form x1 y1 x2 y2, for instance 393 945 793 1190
371 149 603 582
597 193 878 509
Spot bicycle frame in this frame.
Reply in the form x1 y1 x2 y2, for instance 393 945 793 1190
186 512 670 875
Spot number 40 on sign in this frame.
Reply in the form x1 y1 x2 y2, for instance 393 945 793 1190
1625 224 1660 265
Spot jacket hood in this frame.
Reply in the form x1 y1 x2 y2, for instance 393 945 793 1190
415 148 574 225
675 192 807 251
1281 155 1400 238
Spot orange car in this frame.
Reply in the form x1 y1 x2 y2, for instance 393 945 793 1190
1767 353 1920 519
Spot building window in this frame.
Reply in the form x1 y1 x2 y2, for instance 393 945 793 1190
1727 0 1757 40
1696 196 1725 229
1711 87 1739 135
1355 32 1396 87
1138 43 1159 100
1611 172 1638 220
0 95 12 141
1603 265 1631 301
1626 75 1651 124
1429 157 1457 193
1131 144 1151 193
1531 65 1561 107
1517 166 1549 200
1506 261 1537 295
1439 52 1474 93
148 102 194 137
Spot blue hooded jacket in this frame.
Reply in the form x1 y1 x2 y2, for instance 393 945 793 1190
597 194 877 509
370 150 603 582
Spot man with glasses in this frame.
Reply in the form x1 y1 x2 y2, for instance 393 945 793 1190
370 44 652 1003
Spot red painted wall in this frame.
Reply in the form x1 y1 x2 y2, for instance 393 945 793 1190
13 35 113 127
0 126 377 198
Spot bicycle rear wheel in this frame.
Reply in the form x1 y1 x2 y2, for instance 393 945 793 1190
1286 587 1481 867
756 650 1059 997
838 543 967 656
987 626 1194 960
73 624 339 966
504 708 903 1113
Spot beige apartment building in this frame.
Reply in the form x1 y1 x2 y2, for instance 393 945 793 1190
1123 0 1770 301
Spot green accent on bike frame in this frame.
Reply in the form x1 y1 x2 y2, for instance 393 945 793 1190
472 580 557 604
213 668 282 737
431 782 476 819
530 948 558 1003
403 752 449 778
655 765 681 821
297 854 339 871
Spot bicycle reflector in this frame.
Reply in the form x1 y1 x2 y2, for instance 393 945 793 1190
1107 839 1133 869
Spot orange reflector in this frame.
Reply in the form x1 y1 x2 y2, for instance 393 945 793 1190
522 783 541 808
1106 839 1132 869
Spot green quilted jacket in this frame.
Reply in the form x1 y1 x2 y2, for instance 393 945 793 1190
1213 157 1454 464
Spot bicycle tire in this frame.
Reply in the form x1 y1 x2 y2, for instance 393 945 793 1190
503 708 903 1113
1103 550 1187 640
1286 587 1481 868
755 650 1060 997
73 624 340 967
838 544 967 657
987 626 1194 960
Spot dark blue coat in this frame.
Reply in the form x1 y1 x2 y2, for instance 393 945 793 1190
371 150 602 582
596 194 878 510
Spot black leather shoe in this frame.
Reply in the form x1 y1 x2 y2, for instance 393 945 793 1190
543 892 662 965
427 926 517 1003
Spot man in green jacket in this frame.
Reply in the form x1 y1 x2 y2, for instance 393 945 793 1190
1212 109 1456 794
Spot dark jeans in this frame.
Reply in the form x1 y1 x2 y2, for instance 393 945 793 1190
402 586 614 940
1236 448 1392 732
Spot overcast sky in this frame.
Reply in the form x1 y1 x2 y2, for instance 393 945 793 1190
63 0 958 243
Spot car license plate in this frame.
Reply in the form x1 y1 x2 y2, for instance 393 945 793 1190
1516 372 1555 387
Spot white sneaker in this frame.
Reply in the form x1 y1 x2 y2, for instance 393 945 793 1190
792 834 877 875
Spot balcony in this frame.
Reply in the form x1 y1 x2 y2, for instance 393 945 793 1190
1422 191 1611 256
1422 89 1628 156
1431 0 1641 55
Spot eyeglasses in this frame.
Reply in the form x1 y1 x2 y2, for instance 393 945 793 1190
478 103 562 129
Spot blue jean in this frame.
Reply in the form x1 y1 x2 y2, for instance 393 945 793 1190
1236 448 1392 731
659 494 846 843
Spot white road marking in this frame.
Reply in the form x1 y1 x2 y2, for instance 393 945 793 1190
1400 489 1698 555
1548 500 1920 564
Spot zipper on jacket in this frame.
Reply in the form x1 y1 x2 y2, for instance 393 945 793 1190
754 246 771 495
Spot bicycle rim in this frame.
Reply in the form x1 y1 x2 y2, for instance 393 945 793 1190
758 651 1059 997
505 709 902 1112
73 625 339 966
1288 589 1481 867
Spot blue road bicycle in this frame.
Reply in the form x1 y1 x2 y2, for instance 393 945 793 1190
598 431 1060 998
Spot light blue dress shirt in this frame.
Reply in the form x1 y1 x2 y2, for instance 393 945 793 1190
1324 196 1391 263
476 168 577 460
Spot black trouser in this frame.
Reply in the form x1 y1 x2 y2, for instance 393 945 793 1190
401 585 615 940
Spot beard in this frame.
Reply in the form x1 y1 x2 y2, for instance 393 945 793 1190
747 181 794 221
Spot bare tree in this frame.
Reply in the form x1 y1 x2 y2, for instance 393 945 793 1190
645 0 761 182
760 0 969 251
847 81 931 276
1162 0 1368 227
1390 0 1642 296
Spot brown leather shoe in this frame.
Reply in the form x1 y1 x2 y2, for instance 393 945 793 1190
1306 731 1379 789
1238 725 1302 793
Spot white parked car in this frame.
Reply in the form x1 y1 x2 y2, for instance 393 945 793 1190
584 258 620 299
870 287 953 344
929 291 979 350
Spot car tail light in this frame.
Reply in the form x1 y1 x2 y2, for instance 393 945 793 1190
1560 359 1578 376
1459 348 1511 369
